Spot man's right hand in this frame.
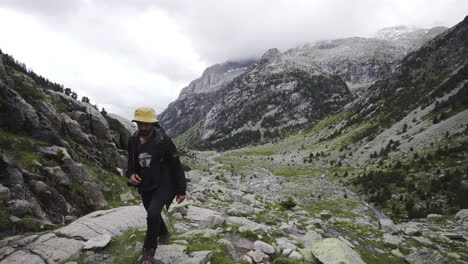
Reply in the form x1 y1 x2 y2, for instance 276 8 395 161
129 174 142 185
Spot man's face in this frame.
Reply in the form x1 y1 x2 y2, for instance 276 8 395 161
137 122 153 136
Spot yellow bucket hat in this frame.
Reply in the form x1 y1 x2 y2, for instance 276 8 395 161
132 107 159 123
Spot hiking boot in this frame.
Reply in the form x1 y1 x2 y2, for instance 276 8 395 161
140 248 155 264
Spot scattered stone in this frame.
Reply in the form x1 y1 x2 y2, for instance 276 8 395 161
447 252 460 259
134 242 144 252
83 234 112 250
9 215 22 224
302 230 323 248
405 248 450 264
184 206 221 226
241 254 253 263
427 214 443 219
253 240 274 254
455 209 468 221
404 227 421 236
120 192 135 202
305 218 324 228
441 232 466 241
247 249 269 263
276 237 298 251
383 233 405 247
412 236 433 246
391 249 404 257
209 215 224 227
217 239 235 254
181 229 220 238
289 250 303 260
37 145 70 158
320 210 332 219
227 207 239 216
232 236 254 251
282 248 293 256
184 251 212 264
155 244 189 264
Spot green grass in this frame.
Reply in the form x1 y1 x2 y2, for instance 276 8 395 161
174 121 202 148
0 128 47 172
268 166 322 178
307 111 352 133
83 161 139 208
184 236 240 264
302 200 361 219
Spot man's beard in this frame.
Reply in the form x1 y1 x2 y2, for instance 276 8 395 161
139 129 152 136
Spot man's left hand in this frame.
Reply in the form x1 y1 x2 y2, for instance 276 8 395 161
176 195 186 204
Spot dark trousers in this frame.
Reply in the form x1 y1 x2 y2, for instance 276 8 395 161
141 188 170 249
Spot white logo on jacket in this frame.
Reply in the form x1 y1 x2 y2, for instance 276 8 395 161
138 153 152 168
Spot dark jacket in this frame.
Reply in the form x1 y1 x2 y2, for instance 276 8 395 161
126 125 187 203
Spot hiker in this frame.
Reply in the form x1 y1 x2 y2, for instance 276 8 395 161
126 107 187 264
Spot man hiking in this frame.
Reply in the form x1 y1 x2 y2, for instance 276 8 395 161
126 107 187 264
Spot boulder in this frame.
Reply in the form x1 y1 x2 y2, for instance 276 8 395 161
455 209 468 221
106 113 133 149
56 205 146 241
7 199 31 217
85 105 111 140
247 249 269 263
0 233 83 264
61 113 92 145
383 233 405 247
0 184 11 201
181 229 220 237
184 251 212 264
29 180 71 218
404 227 421 236
426 214 443 219
302 230 323 248
184 206 221 227
276 237 298 251
4 166 25 200
379 219 398 234
0 84 40 132
227 216 269 234
320 210 332 219
253 240 274 254
83 234 112 250
43 166 70 186
289 250 303 260
311 238 366 264
405 248 450 264
154 244 189 264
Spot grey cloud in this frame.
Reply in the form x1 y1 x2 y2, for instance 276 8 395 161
0 0 84 18
154 0 468 63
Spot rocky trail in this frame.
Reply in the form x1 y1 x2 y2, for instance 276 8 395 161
1 151 467 264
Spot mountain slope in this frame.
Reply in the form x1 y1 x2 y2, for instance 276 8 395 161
0 51 139 238
160 25 446 150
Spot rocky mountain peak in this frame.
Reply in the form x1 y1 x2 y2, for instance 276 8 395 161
259 48 281 64
178 59 257 98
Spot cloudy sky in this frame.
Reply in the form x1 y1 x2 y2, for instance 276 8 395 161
0 0 467 120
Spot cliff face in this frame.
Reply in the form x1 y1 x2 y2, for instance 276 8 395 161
0 53 139 237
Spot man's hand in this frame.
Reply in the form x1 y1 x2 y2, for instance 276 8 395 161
176 195 186 204
129 174 142 185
